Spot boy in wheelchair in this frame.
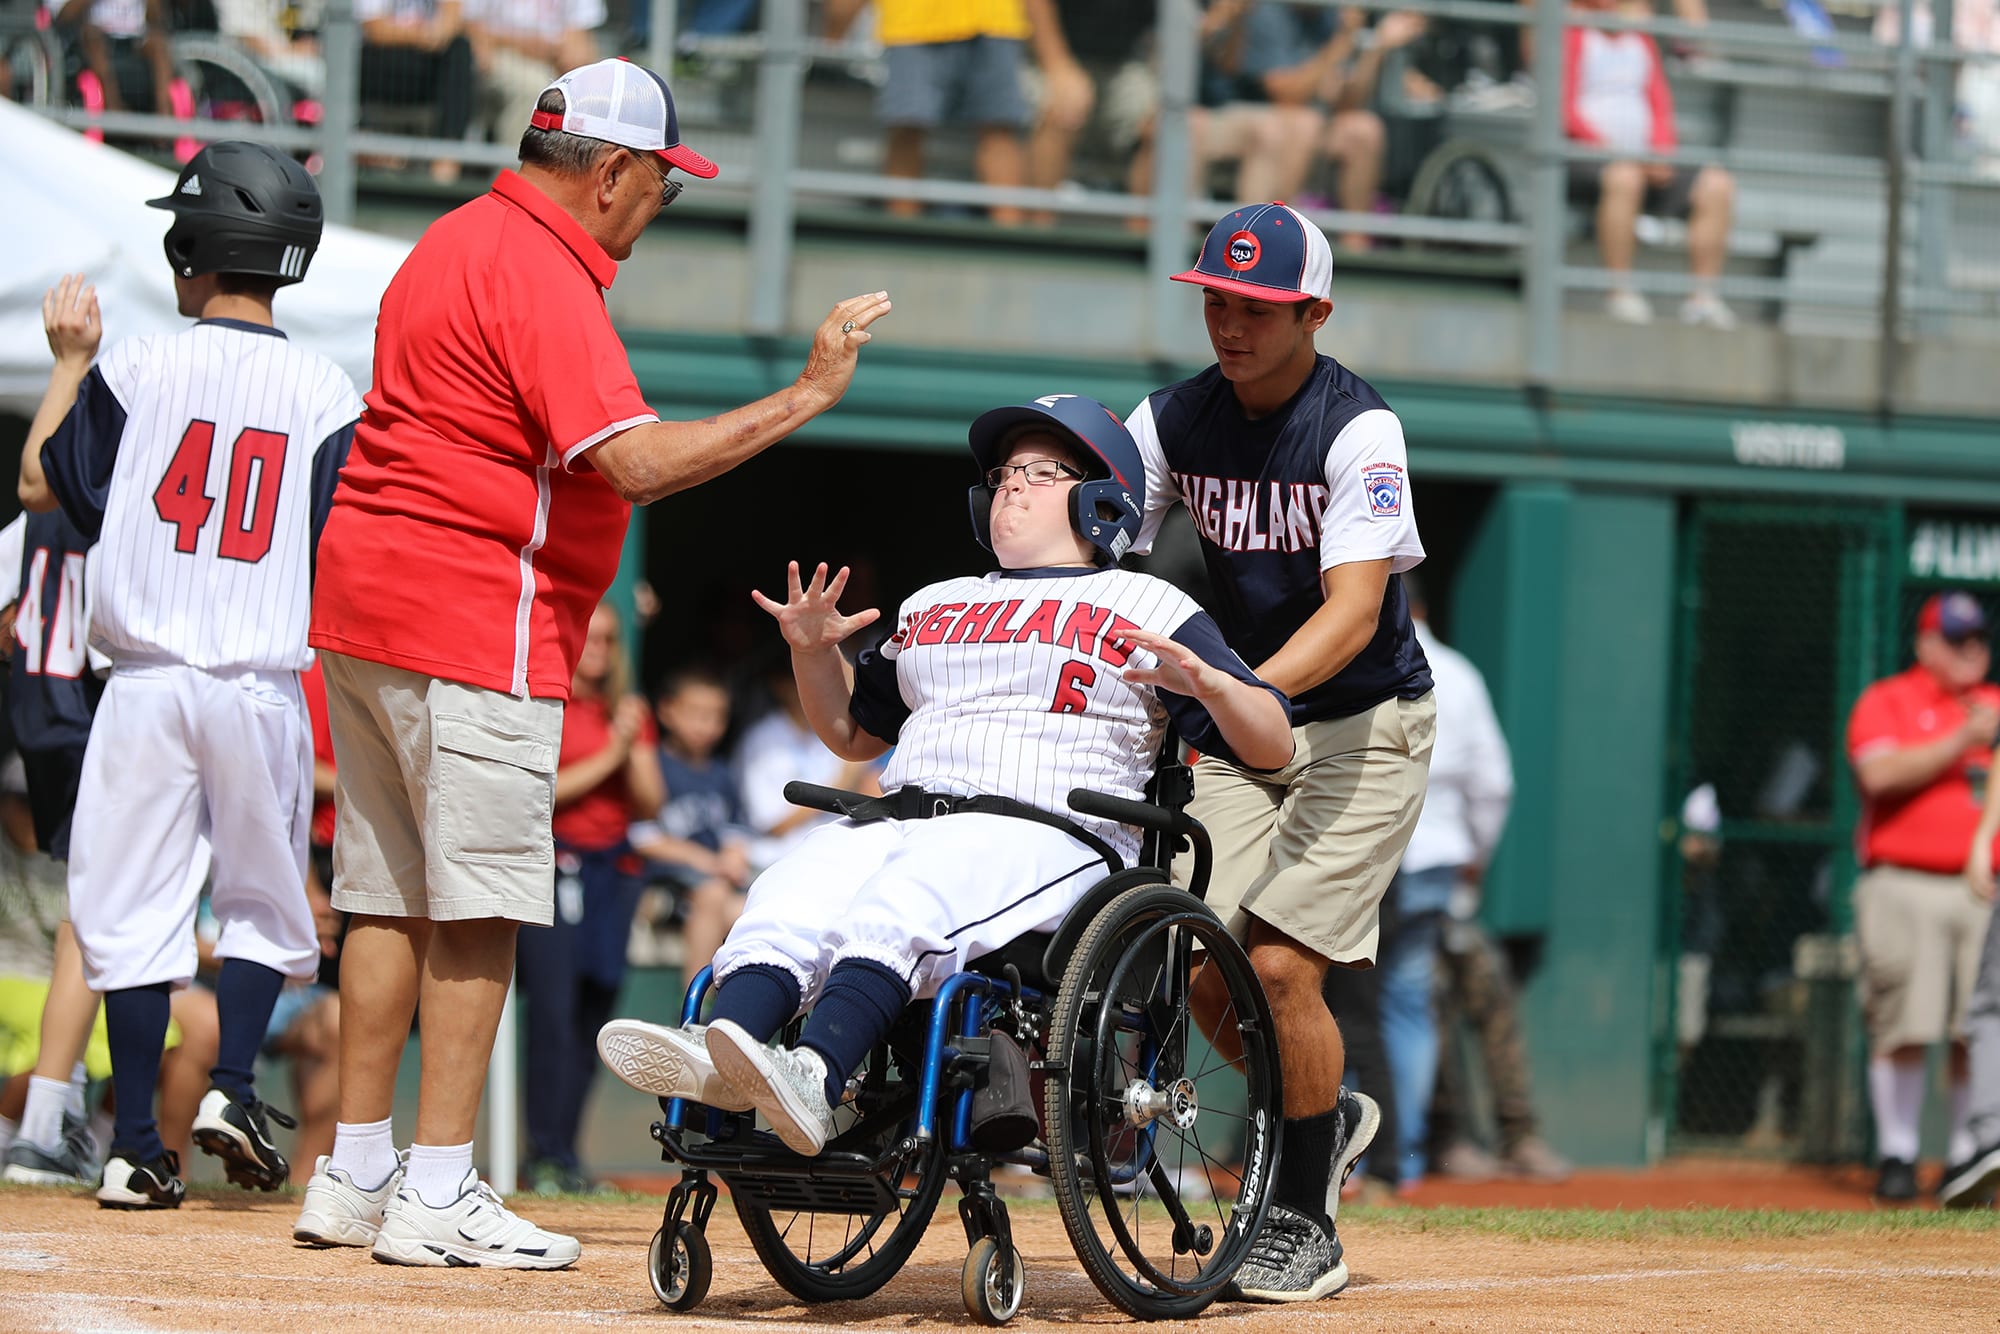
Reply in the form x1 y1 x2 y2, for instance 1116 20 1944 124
598 393 1293 1159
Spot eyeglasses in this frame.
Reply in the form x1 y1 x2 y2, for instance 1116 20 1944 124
985 460 1086 489
638 155 683 208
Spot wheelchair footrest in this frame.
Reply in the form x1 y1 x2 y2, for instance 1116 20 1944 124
724 1160 907 1216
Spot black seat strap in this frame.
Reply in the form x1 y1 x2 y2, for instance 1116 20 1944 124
834 784 1122 874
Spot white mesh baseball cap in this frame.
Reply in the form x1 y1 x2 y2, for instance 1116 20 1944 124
530 57 718 179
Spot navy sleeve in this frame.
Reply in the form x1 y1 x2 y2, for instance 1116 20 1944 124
847 644 910 746
1154 610 1293 768
309 419 357 580
41 366 126 540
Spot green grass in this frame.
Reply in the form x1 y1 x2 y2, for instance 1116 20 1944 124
1340 1204 2000 1242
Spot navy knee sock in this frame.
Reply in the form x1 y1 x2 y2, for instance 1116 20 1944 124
211 959 286 1101
104 984 173 1163
798 959 910 1107
708 964 801 1043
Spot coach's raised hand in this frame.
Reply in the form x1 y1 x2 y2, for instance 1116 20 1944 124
799 291 893 407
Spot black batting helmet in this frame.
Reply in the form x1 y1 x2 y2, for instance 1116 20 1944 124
146 142 323 286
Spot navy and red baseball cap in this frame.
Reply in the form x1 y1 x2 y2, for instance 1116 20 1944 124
1172 201 1333 302
1919 591 1989 642
531 57 718 179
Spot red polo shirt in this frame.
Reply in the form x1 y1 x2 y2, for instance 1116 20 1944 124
310 171 657 699
553 695 660 850
1848 664 2000 872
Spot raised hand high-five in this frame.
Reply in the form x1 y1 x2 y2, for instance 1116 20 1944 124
751 561 881 653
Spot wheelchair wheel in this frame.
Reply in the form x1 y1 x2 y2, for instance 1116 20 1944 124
962 1235 1025 1325
1403 138 1515 252
0 22 61 108
648 1221 711 1310
732 1014 949 1303
1044 884 1282 1321
170 35 290 127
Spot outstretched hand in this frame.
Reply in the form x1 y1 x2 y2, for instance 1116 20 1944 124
1118 626 1230 699
751 561 881 653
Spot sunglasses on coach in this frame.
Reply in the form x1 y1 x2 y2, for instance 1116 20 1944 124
638 155 683 208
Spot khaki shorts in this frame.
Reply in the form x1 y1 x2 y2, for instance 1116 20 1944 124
1854 864 1992 1054
321 651 562 925
1180 692 1435 967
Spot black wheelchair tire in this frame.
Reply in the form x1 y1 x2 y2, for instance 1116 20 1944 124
1044 883 1283 1321
169 34 290 127
962 1235 1026 1325
648 1220 711 1310
1402 137 1516 251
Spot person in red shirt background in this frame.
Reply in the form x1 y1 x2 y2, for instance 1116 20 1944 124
517 601 662 1195
1846 590 2000 1203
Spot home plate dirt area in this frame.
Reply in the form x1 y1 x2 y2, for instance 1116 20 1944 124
4 1182 1999 1332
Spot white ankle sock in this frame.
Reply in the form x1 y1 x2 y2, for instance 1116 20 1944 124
65 1063 88 1121
19 1076 68 1151
1869 1057 1924 1162
1950 1082 1977 1164
329 1117 399 1191
404 1141 475 1209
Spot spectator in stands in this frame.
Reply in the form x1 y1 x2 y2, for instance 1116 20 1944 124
631 665 753 980
517 601 664 1194
355 0 477 183
738 662 880 876
1874 0 2000 179
1197 3 1399 252
213 0 326 99
468 0 601 149
1022 0 1157 224
1845 591 1999 1203
55 0 175 115
826 0 1043 226
1562 0 1737 327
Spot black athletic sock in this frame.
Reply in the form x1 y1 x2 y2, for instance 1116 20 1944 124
211 959 286 1101
1277 1107 1342 1234
798 959 911 1107
104 984 173 1163
708 964 802 1042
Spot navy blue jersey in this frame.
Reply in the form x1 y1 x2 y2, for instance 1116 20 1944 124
5 508 103 751
1129 355 1432 723
654 746 746 855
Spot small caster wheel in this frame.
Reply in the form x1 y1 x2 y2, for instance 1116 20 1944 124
963 1235 1025 1325
649 1220 712 1310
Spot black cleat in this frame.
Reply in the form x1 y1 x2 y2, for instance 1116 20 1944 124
191 1086 296 1191
97 1150 186 1209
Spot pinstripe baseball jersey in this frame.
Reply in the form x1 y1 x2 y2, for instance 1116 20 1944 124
39 319 362 673
0 509 105 751
848 565 1287 863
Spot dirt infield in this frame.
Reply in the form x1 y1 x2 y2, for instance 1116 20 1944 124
6 1173 2000 1332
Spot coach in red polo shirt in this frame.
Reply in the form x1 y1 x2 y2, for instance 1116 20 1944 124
297 58 891 1267
1847 591 2000 1205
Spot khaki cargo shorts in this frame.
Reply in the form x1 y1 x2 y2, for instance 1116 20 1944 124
1179 692 1435 967
1853 864 1992 1054
321 650 563 925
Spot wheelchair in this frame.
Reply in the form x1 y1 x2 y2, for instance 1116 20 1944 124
637 752 1284 1324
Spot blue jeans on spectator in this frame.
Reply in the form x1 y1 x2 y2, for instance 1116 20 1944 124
1380 864 1457 1185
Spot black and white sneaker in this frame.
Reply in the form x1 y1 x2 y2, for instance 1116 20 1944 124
191 1086 295 1191
1225 1202 1348 1302
1940 1143 2000 1210
1328 1087 1381 1228
97 1150 186 1209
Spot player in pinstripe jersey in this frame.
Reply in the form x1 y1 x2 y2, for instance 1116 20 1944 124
15 141 362 1210
597 394 1294 1156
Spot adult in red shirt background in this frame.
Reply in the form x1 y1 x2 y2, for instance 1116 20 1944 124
1846 590 2000 1203
295 56 891 1268
1561 0 1736 328
517 601 663 1194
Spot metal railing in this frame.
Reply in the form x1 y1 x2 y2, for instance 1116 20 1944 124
15 0 1997 406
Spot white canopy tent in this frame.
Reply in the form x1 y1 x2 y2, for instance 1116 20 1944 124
0 100 408 414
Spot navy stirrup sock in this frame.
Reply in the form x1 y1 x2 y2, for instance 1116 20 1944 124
211 959 287 1101
104 984 174 1163
798 959 911 1107
708 964 802 1042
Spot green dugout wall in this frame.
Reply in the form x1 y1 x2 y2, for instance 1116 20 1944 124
623 331 2000 1167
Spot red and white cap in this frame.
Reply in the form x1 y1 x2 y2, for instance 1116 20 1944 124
530 57 718 179
1172 202 1332 302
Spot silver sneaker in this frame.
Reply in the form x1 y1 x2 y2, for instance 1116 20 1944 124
371 1169 581 1270
294 1154 404 1247
704 1019 836 1155
1226 1202 1347 1303
597 1019 752 1111
2 1113 100 1187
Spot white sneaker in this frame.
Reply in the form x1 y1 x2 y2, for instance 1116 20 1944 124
704 1019 836 1156
597 1019 752 1111
1605 289 1654 324
1680 292 1739 331
370 1168 580 1269
294 1155 403 1247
